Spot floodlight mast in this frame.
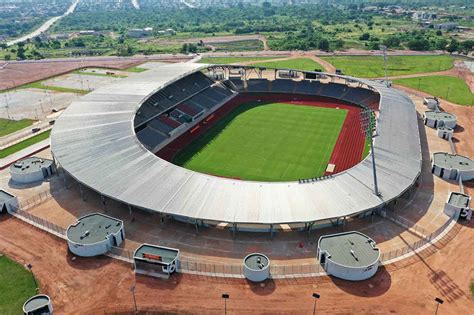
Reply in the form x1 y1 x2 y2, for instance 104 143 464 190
380 45 389 87
361 108 380 196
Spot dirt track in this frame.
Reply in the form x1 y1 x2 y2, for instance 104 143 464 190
0 214 472 314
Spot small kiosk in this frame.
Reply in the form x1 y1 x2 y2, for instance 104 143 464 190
0 189 19 214
243 253 270 282
23 294 53 315
133 244 180 279
431 152 474 181
444 192 471 220
436 126 454 140
10 157 55 184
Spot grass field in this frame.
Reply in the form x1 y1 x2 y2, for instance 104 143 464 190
0 130 51 158
209 40 264 51
73 70 127 78
173 102 347 181
0 118 34 137
20 81 89 95
394 75 473 106
251 58 325 71
125 66 148 73
321 55 454 78
199 56 284 64
0 255 38 314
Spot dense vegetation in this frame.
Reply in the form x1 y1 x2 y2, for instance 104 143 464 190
0 1 472 59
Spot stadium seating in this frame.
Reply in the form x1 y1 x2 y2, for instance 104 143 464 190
271 79 295 93
136 127 168 149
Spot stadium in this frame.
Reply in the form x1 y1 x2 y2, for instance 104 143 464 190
50 62 422 233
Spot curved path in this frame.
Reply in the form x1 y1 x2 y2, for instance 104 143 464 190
6 0 80 47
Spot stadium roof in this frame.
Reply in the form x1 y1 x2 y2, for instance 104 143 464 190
318 231 380 267
51 62 421 225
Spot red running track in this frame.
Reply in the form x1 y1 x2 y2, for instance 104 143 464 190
157 93 366 176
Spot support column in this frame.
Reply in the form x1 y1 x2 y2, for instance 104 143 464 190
79 183 86 201
101 195 106 212
128 205 132 216
232 223 236 239
270 224 274 240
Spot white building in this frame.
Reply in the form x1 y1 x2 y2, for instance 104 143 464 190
23 294 53 315
423 111 457 129
432 152 474 181
444 192 471 220
10 157 55 184
0 190 19 214
66 213 124 257
423 97 439 110
243 253 270 282
437 126 454 140
317 231 380 281
127 27 153 38
133 244 180 279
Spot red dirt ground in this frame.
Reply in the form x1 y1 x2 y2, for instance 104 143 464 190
0 57 191 91
0 215 472 314
157 93 365 175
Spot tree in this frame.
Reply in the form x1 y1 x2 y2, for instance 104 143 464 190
407 39 430 51
17 46 26 60
318 39 330 51
334 39 345 50
446 39 459 53
383 36 400 48
4 54 11 61
359 33 370 41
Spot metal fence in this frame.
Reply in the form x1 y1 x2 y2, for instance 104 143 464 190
6 190 458 278
18 187 64 211
9 206 67 240
379 213 456 263
379 209 430 238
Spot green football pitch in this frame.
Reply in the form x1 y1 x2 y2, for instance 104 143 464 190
173 102 347 181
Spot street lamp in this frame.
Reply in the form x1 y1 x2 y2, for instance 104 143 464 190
312 292 320 315
26 263 38 292
222 293 229 315
130 284 138 314
434 297 444 315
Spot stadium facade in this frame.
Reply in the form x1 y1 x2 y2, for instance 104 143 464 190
51 62 422 231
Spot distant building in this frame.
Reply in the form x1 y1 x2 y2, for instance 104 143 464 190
157 28 176 36
434 23 458 31
412 11 437 21
128 27 153 38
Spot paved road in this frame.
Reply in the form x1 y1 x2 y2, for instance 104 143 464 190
6 0 80 47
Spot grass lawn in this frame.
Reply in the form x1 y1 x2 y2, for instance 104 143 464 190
0 130 51 158
73 70 127 78
251 57 325 71
21 81 89 95
0 118 34 137
0 255 38 314
124 66 148 73
173 102 347 181
199 56 285 64
394 75 473 106
321 55 454 78
362 138 371 160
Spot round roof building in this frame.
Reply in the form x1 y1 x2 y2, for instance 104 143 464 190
10 157 55 184
317 231 380 281
23 294 53 315
423 111 457 129
243 253 270 282
66 213 125 257
432 152 474 181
